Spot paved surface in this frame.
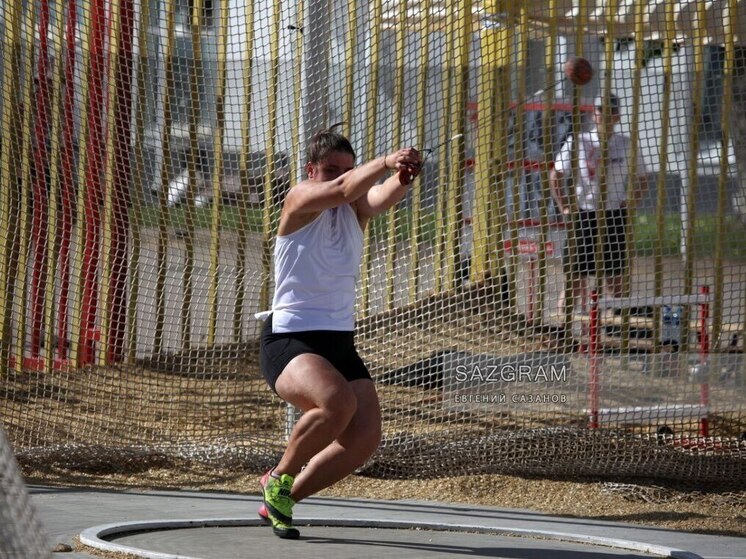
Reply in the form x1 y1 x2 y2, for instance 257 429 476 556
30 486 745 559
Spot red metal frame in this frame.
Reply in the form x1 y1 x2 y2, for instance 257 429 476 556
587 286 714 439
56 0 78 364
588 290 600 428
23 0 136 370
78 0 108 366
698 285 711 437
30 0 51 359
106 0 134 364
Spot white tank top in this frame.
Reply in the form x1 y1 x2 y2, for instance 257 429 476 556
269 204 364 333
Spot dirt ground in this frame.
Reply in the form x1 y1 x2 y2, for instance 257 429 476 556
323 474 746 537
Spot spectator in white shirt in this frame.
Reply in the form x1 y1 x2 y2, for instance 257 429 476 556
550 93 649 313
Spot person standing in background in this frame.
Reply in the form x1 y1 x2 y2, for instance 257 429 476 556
550 93 649 314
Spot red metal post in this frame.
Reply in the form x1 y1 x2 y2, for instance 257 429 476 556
526 258 537 322
107 0 135 364
78 0 108 365
30 0 51 359
588 289 600 428
699 285 710 437
56 0 78 362
579 284 589 353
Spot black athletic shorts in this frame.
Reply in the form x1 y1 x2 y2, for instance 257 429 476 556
259 313 372 394
566 208 628 277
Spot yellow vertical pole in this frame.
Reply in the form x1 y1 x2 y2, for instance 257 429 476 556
490 25 512 293
0 0 23 374
13 0 38 369
344 0 358 128
290 0 304 185
409 0 432 300
443 0 471 290
384 0 408 310
713 0 737 348
563 0 587 325
652 0 676 352
152 0 177 356
620 0 647 354
43 0 68 371
535 0 559 321
506 4 528 313
680 1 707 351
472 5 497 281
182 0 205 350
98 0 125 366
433 38 452 293
128 0 151 363
207 0 230 346
260 0 282 317
359 0 383 316
235 0 257 341
593 0 617 325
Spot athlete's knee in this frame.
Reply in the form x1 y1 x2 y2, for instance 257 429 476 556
317 384 358 428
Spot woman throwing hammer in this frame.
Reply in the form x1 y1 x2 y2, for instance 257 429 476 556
258 126 422 538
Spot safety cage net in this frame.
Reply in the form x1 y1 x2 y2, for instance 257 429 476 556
1 2 745 543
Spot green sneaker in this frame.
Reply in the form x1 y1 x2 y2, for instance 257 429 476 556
262 472 300 539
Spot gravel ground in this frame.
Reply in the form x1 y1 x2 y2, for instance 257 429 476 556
320 474 746 537
25 468 746 538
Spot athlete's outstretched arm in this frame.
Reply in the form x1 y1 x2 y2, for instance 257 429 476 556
355 149 422 219
283 148 420 216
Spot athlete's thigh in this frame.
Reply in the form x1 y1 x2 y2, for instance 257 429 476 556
275 353 356 413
